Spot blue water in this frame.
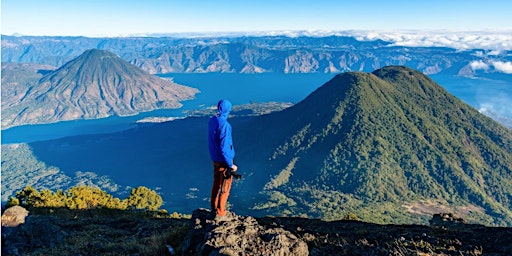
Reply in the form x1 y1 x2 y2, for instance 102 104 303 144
430 73 512 118
1 73 333 143
1 73 511 144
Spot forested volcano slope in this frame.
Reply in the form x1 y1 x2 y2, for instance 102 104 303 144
235 66 512 225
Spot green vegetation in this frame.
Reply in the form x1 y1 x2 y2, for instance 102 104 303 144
124 186 164 211
1 144 122 202
264 157 298 190
7 185 163 211
248 66 512 226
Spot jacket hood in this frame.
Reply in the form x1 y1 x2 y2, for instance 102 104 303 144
217 99 232 117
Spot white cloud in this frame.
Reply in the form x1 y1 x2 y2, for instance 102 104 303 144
488 50 503 56
479 95 512 119
349 30 512 51
470 60 490 71
143 29 512 51
474 51 486 57
492 61 512 74
281 30 512 51
469 60 512 74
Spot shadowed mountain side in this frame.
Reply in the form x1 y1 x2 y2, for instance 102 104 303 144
27 66 512 225
1 63 57 109
28 116 216 211
26 113 271 213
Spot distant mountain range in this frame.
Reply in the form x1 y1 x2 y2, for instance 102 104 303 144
7 66 511 226
1 49 198 128
2 35 511 76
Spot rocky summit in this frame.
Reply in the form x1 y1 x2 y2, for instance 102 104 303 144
180 208 308 256
2 207 512 255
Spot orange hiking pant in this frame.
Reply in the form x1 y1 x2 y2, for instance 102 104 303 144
210 162 233 216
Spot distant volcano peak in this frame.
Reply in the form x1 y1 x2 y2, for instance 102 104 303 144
1 48 198 128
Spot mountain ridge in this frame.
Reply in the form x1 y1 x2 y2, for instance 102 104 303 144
3 35 510 76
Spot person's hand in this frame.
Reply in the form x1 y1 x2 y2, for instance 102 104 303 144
231 164 238 172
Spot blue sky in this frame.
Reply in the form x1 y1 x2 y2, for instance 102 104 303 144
2 0 511 36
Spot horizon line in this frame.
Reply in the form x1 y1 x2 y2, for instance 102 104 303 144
4 28 512 39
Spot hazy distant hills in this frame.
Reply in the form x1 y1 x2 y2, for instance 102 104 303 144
10 66 511 226
1 49 198 128
3 35 510 75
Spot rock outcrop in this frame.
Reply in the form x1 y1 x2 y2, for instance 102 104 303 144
1 210 64 256
1 209 511 255
1 206 29 227
181 208 309 256
429 213 467 227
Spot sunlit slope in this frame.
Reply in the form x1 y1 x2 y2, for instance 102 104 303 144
238 66 512 225
1 49 198 128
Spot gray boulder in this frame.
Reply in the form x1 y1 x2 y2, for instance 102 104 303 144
429 213 467 227
181 208 309 256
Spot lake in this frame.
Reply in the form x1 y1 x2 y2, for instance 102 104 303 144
1 72 511 144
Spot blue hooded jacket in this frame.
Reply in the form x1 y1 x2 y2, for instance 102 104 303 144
208 100 235 167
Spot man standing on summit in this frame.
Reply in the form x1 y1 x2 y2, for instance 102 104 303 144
208 99 238 218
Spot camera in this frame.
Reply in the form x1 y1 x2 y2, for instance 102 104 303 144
226 168 242 180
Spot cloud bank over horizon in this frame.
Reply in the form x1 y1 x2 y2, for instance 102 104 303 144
148 30 512 52
349 30 512 52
